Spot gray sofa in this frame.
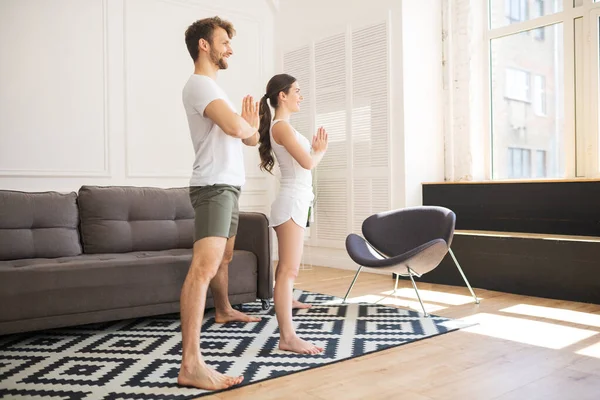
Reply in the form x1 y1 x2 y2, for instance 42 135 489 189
0 185 272 335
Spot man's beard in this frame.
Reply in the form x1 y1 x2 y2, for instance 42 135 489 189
210 48 228 70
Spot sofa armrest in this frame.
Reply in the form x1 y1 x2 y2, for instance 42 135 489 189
235 212 272 300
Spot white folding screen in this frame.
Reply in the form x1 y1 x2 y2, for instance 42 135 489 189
283 20 391 248
351 22 391 235
283 46 312 142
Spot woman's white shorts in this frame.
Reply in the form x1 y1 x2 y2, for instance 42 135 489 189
269 195 311 229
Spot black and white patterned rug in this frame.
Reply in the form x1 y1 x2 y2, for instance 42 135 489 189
0 290 470 399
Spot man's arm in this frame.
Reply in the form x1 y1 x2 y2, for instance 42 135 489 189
242 131 259 146
241 95 260 146
204 99 257 139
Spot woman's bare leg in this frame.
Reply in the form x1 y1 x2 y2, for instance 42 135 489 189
273 219 323 355
292 298 312 309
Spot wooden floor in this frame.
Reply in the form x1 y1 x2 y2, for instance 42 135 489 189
206 266 600 400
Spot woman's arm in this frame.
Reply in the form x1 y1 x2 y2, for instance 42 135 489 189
272 122 327 170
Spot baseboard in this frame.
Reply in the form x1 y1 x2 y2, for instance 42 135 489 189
273 245 390 275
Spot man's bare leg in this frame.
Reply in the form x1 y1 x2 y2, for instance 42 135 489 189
211 236 261 324
178 237 244 390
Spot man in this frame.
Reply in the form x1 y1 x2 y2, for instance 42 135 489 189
177 16 260 390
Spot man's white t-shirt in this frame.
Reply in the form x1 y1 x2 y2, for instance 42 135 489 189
182 74 245 187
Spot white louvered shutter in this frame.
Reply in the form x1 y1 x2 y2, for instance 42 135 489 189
281 20 391 247
284 46 312 141
313 33 348 246
351 22 390 234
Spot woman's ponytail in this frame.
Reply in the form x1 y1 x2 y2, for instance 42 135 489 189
258 96 275 173
258 73 297 174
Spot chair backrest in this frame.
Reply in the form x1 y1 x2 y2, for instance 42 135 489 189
362 206 456 257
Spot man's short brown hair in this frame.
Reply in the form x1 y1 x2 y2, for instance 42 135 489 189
185 16 236 62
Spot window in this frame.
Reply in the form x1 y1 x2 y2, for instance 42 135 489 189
489 1 600 179
505 68 531 102
535 150 547 177
506 0 528 24
490 22 564 180
508 147 531 178
533 74 546 116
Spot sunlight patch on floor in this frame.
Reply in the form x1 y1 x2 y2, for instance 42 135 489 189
499 304 600 328
460 313 598 349
326 294 447 313
374 296 448 313
576 342 600 359
380 288 481 306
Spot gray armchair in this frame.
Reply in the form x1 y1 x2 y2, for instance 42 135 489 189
343 206 479 316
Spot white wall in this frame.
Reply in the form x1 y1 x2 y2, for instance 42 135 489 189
402 0 445 206
0 0 275 214
275 0 444 270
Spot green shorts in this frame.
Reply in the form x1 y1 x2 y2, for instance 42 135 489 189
189 185 241 241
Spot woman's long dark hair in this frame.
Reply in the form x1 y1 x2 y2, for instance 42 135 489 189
258 74 297 174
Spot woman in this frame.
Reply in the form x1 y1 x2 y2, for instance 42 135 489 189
258 74 328 355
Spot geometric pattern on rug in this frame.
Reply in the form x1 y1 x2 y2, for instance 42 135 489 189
0 290 470 399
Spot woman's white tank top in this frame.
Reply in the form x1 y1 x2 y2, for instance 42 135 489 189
270 119 314 202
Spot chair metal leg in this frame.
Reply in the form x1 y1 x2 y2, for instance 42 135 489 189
343 266 363 303
448 248 480 304
407 267 429 317
393 273 399 295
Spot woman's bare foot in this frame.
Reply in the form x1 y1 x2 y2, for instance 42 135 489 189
215 308 261 324
292 299 312 309
279 335 324 355
178 362 243 390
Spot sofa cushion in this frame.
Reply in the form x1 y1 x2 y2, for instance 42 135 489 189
0 249 258 322
0 190 82 261
78 186 195 254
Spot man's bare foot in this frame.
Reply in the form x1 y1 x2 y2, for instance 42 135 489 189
279 335 324 355
292 299 312 309
178 362 243 390
215 308 261 324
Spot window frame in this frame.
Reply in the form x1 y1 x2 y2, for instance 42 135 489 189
532 0 546 40
484 0 600 180
588 8 600 176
